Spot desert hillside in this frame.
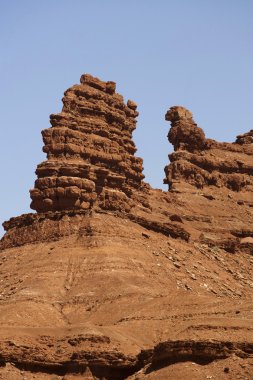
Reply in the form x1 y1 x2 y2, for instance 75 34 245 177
0 74 252 380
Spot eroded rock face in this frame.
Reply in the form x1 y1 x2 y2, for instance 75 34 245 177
236 129 253 144
0 80 253 380
165 106 206 152
164 106 253 192
30 74 145 213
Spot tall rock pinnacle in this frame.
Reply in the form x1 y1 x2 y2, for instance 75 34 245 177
29 74 145 213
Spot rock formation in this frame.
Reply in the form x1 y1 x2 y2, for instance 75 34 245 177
236 129 253 144
0 77 253 380
165 106 206 152
30 74 145 214
164 106 253 192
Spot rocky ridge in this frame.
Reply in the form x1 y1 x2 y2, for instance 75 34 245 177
164 106 253 192
0 75 252 379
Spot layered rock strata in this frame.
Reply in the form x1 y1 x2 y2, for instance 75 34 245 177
30 74 145 213
164 106 253 192
1 78 253 379
0 212 253 380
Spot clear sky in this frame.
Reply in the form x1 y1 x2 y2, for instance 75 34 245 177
1 0 253 236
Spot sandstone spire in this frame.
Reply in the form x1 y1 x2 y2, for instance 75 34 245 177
30 74 145 213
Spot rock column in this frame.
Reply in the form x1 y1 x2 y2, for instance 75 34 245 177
30 74 144 213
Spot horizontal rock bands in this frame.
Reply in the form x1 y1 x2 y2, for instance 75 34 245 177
50 112 136 136
68 84 138 117
164 106 253 192
169 151 253 176
42 126 137 155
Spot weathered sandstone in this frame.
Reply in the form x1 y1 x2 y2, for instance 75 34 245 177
164 106 253 192
30 74 145 214
0 77 252 380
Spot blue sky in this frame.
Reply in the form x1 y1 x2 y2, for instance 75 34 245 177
1 0 253 236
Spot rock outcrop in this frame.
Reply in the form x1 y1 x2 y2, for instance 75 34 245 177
165 106 206 152
30 74 145 214
0 78 253 380
236 129 253 144
164 106 253 192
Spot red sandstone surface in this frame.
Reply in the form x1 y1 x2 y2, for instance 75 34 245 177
0 74 252 379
